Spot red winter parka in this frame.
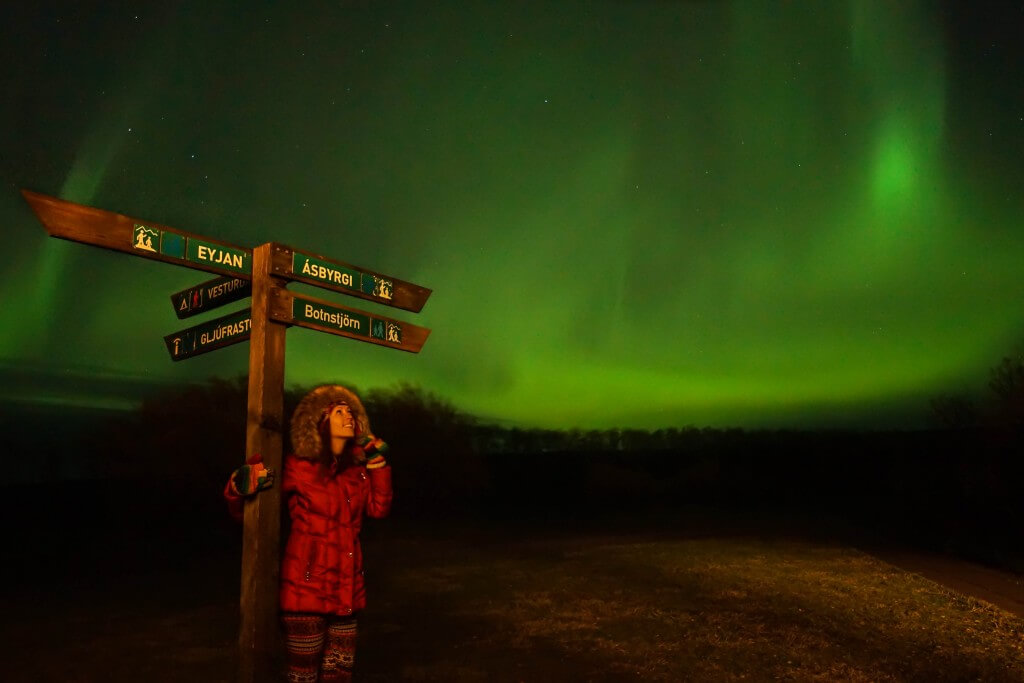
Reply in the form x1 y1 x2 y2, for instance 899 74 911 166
279 452 391 615
225 384 392 617
280 384 392 616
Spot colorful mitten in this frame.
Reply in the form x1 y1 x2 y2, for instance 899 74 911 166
357 435 389 469
230 454 274 496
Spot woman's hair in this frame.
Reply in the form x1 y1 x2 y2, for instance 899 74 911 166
290 385 371 461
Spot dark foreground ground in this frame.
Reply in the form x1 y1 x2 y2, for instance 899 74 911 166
3 507 1024 682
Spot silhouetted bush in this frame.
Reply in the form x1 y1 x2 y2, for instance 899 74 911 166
82 376 249 486
362 382 488 514
85 377 486 516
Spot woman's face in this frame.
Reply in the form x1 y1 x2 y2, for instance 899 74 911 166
329 403 355 440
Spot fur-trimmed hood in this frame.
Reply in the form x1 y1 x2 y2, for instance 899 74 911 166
290 384 372 459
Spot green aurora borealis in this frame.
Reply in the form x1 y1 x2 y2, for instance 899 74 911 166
2 1 1023 429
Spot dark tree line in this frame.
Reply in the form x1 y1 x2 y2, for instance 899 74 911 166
930 347 1024 431
46 364 1024 571
470 423 751 456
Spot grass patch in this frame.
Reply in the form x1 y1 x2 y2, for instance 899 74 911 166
360 530 1024 681
6 523 1023 681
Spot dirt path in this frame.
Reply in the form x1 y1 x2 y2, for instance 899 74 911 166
870 548 1024 618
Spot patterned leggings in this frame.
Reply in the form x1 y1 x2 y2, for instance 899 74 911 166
281 612 357 683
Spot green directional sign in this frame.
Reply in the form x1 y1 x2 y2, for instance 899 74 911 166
159 230 186 259
186 237 250 273
171 275 252 319
293 252 362 291
274 245 430 313
271 291 428 353
293 297 371 336
369 317 403 345
164 307 252 361
132 224 251 274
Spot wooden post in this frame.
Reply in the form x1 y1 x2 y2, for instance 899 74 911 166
239 243 287 682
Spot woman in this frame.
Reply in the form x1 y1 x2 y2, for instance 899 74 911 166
226 384 392 682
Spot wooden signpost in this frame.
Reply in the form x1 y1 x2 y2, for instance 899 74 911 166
21 189 432 683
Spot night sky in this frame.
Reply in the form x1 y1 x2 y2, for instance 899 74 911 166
2 1 1022 430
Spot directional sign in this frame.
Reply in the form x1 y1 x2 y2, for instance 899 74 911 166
171 275 252 319
270 244 431 313
164 307 252 361
269 289 430 354
22 190 253 279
